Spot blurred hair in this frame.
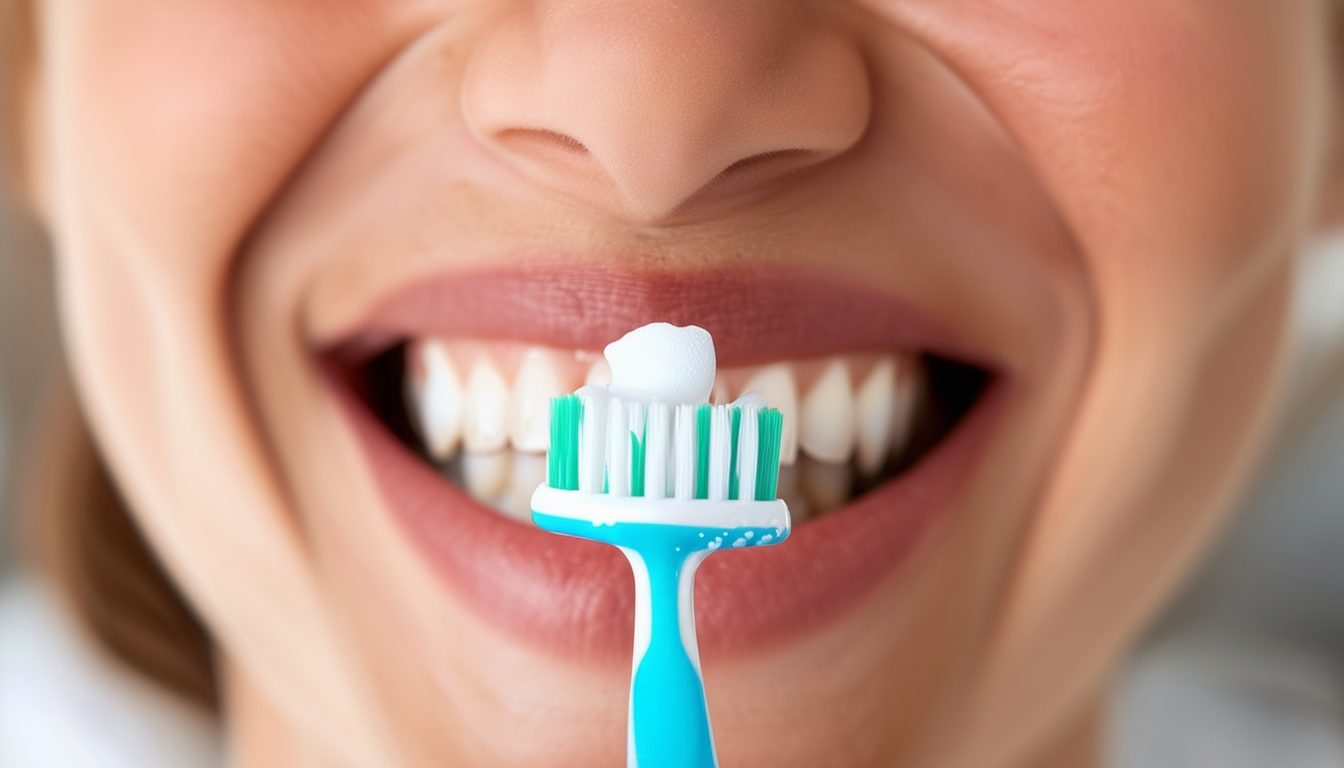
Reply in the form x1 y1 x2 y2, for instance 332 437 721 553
0 0 34 207
19 372 218 710
1 0 218 712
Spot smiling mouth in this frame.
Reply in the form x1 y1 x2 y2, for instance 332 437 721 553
324 266 1002 657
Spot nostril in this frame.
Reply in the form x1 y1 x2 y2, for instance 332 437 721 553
496 128 590 156
490 128 605 187
668 148 825 215
719 148 816 177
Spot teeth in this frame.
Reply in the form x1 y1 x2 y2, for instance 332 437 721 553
461 451 511 502
740 364 798 465
585 357 613 387
406 337 935 526
800 459 853 515
405 340 465 461
890 361 919 462
463 359 511 453
855 358 896 476
497 453 546 525
776 465 808 523
799 359 857 465
509 351 566 453
712 377 731 405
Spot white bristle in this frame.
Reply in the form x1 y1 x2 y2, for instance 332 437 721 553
708 405 731 501
674 404 697 500
665 419 677 498
607 396 630 496
736 403 759 501
579 391 607 494
644 403 669 500
627 401 645 495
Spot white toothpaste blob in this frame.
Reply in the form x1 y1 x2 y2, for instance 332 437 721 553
603 323 716 405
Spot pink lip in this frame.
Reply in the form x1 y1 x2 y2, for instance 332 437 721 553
326 265 981 365
326 267 1006 660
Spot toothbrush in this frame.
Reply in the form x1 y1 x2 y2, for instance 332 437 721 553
530 323 791 768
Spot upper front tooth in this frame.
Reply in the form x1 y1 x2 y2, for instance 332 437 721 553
855 358 896 476
799 359 856 464
741 364 798 465
509 350 565 453
463 358 511 453
406 339 464 462
585 357 613 387
712 376 731 405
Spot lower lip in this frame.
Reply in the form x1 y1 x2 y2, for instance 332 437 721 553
333 373 1005 661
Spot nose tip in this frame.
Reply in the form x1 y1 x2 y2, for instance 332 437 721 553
463 1 871 222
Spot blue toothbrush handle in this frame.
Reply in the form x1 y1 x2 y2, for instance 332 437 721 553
623 546 717 768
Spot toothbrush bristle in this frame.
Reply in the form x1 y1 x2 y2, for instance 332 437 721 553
694 404 712 500
674 404 697 500
628 401 646 497
548 394 581 491
727 406 743 501
606 397 630 496
708 406 731 501
578 392 605 493
546 391 785 501
737 403 759 501
755 409 783 501
645 403 669 500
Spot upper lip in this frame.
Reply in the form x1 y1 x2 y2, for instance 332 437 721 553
322 264 995 369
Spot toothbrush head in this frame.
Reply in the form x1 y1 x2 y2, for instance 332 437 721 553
531 323 790 549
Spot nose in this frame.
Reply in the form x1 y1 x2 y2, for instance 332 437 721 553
462 0 871 222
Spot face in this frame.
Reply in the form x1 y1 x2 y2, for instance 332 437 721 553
35 0 1325 765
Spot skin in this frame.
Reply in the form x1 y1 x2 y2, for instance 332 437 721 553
26 0 1331 765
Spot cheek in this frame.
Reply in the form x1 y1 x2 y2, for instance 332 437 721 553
885 0 1322 310
45 0 435 276
39 2 458 754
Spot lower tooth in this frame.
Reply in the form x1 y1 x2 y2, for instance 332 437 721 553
489 453 543 525
462 452 511 503
800 459 852 516
777 465 810 524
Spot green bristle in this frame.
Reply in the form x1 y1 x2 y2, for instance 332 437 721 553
727 406 742 500
755 408 783 501
630 426 646 497
695 404 712 499
548 394 580 491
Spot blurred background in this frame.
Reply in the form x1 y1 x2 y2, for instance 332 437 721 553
2 70 1344 768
